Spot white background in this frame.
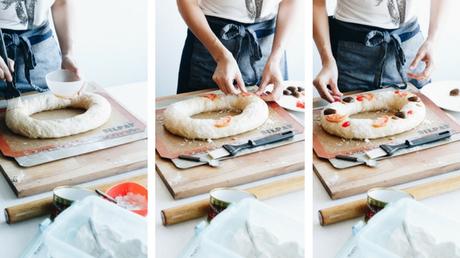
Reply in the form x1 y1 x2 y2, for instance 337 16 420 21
155 0 306 97
313 0 460 85
67 0 147 87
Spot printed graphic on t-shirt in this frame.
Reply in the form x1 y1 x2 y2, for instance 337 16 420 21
246 0 264 20
376 0 406 25
1 0 37 28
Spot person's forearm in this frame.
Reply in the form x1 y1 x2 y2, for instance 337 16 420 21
427 0 446 43
177 0 230 62
51 0 75 57
269 0 297 62
313 0 334 65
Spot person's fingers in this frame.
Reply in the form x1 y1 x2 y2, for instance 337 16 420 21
422 58 434 79
235 75 247 93
0 60 12 82
329 80 342 97
410 51 424 70
407 58 433 80
269 82 283 101
314 78 334 102
213 75 228 94
8 59 14 72
321 89 334 103
225 78 240 95
256 76 270 95
0 69 4 81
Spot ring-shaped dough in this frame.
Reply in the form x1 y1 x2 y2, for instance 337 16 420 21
5 93 112 139
163 93 269 139
320 90 426 139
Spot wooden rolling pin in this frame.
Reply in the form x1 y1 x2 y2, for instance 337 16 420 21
4 174 147 224
161 175 304 226
319 173 460 226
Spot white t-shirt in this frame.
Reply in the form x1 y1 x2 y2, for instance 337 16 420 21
0 0 55 30
334 0 416 29
200 0 282 24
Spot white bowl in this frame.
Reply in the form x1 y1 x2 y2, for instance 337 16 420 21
46 69 83 98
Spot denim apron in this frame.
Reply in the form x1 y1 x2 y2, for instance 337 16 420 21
1 21 61 98
330 17 428 92
177 16 288 94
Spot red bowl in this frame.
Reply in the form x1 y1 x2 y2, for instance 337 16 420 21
106 182 148 216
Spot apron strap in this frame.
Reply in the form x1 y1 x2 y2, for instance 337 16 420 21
364 30 407 89
218 19 275 83
3 22 53 94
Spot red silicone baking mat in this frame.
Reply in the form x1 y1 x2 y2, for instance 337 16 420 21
0 86 146 158
313 90 460 159
156 101 304 159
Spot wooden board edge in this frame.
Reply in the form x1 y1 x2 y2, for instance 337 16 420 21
0 161 19 196
172 162 305 200
16 159 147 198
155 157 178 199
327 161 460 200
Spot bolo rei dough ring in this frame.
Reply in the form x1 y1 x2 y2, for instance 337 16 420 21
5 93 112 139
320 90 426 139
163 93 269 139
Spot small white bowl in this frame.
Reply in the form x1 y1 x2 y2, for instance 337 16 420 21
46 69 83 98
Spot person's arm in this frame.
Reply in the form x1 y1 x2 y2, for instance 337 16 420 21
407 0 447 80
177 0 246 95
51 0 80 77
312 0 341 102
256 0 297 101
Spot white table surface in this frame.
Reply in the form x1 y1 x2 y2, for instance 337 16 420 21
313 110 460 258
0 81 148 258
155 111 305 258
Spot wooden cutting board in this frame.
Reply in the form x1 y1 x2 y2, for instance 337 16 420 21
313 89 460 199
156 141 304 199
156 89 305 199
314 140 460 199
1 139 147 197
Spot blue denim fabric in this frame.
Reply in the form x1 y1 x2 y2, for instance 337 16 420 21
177 16 288 94
0 23 60 98
330 17 428 92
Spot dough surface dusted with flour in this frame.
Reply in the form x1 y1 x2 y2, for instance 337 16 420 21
5 93 112 139
163 93 269 139
320 90 426 139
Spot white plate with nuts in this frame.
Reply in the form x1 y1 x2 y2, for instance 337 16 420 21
277 81 305 112
421 81 460 112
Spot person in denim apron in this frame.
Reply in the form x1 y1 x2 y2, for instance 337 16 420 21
177 0 296 101
0 0 79 99
313 0 447 102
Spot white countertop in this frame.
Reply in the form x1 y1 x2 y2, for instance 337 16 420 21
0 82 148 258
313 110 460 258
155 110 305 258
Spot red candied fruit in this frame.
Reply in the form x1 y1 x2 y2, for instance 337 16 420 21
296 101 305 109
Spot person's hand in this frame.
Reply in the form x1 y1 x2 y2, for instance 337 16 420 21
407 40 434 81
0 58 14 82
212 52 247 95
61 54 81 79
313 60 342 102
256 58 284 101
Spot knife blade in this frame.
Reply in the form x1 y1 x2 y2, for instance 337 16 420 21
178 154 220 168
365 130 453 159
208 130 295 160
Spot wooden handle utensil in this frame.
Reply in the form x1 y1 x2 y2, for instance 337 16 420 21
162 175 304 226
4 174 147 224
319 174 460 226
